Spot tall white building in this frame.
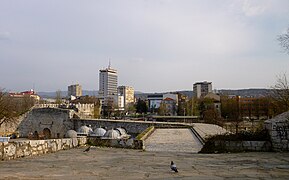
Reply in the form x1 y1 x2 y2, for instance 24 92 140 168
99 65 118 98
193 81 212 98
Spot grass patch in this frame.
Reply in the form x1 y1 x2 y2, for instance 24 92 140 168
136 126 154 140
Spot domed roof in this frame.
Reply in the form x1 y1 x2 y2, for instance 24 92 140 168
103 129 121 139
65 130 77 138
93 127 107 137
78 126 93 135
115 128 127 136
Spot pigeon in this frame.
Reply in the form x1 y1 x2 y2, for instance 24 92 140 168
170 161 178 173
83 146 91 152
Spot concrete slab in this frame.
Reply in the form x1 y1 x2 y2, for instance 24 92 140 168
0 147 288 179
144 128 203 153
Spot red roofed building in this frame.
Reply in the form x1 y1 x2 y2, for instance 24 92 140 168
9 89 40 101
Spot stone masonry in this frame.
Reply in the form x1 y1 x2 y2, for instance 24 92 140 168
265 111 289 151
18 108 75 138
0 137 87 160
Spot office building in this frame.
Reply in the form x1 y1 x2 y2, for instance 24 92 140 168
68 84 82 97
193 81 212 98
99 65 118 97
118 86 134 109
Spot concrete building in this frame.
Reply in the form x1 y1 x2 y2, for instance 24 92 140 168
118 86 135 109
204 92 221 114
193 81 212 98
68 84 82 97
99 65 118 98
147 94 163 110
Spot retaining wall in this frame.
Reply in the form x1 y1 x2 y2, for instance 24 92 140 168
265 111 289 151
87 138 143 149
0 137 87 161
214 140 271 152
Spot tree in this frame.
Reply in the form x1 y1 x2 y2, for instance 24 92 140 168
135 99 148 114
102 97 115 118
55 90 62 104
126 103 136 115
0 89 35 128
0 90 18 128
270 73 289 114
158 102 167 116
277 27 289 54
221 95 242 133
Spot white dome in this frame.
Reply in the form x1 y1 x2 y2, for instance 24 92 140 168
103 129 121 139
115 128 127 136
65 130 77 138
78 126 93 135
93 128 107 137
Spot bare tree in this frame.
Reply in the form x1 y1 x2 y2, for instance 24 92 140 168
277 27 289 54
271 73 289 114
55 90 62 104
0 90 17 127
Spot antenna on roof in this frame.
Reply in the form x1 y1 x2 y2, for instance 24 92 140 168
108 58 111 69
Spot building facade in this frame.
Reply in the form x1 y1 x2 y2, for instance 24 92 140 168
99 65 118 98
117 86 134 109
9 89 40 101
68 84 82 97
193 81 212 98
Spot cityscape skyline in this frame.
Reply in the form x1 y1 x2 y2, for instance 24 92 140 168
1 0 289 92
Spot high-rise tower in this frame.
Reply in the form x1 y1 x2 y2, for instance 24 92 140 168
99 64 118 98
68 84 82 97
193 81 212 98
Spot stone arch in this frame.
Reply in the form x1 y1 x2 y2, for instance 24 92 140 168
43 128 51 139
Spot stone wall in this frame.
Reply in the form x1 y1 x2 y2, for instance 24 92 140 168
74 119 188 135
18 108 75 138
265 111 289 151
88 138 143 149
0 137 87 161
0 112 28 136
214 141 271 152
34 103 95 119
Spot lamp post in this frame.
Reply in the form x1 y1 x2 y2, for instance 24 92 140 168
183 107 185 123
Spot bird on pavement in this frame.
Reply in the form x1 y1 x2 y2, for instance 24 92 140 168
83 146 91 152
170 161 178 173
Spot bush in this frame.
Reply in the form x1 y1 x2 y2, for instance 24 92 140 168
200 129 271 153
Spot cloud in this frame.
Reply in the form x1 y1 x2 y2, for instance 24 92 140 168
241 0 269 17
0 31 11 40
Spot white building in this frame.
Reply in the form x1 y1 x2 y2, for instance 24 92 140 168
118 86 134 109
99 65 118 104
193 81 212 98
68 84 82 97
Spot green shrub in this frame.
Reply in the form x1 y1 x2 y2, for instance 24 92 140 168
200 129 271 153
136 126 154 140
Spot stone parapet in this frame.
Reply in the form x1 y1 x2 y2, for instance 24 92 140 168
0 137 87 161
87 138 143 149
265 111 289 151
214 141 271 152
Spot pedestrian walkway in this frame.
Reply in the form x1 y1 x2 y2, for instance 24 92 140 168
144 128 203 153
193 123 227 140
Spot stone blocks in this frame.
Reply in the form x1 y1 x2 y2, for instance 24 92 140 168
0 137 87 161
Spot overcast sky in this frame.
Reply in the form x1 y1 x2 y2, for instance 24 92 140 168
0 0 289 93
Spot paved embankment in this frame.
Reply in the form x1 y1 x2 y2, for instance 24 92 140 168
192 123 227 140
144 128 203 153
1 147 288 179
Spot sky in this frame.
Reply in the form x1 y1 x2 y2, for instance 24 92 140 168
0 0 289 93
